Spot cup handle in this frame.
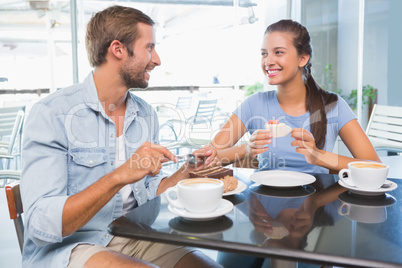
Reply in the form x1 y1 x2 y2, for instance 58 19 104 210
165 187 184 209
338 203 350 216
338 168 352 184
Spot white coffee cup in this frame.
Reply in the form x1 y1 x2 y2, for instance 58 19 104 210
165 178 224 214
338 161 389 190
338 202 387 223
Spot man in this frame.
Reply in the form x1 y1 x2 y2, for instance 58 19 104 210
21 5 220 268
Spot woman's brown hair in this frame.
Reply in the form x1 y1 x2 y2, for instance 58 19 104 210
265 20 338 149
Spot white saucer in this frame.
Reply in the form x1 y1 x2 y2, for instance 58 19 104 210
338 179 398 196
168 199 233 221
250 170 316 188
223 181 247 196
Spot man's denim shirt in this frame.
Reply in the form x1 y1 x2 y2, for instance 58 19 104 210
21 72 164 267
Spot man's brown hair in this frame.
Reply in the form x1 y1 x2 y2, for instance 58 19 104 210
85 5 155 67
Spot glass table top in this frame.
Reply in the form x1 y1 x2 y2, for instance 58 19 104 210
108 169 402 268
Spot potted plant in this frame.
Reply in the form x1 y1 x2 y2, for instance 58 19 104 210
347 85 377 129
347 84 377 111
242 82 264 97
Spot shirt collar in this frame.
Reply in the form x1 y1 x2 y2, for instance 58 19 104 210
82 72 140 119
126 92 140 119
82 72 102 112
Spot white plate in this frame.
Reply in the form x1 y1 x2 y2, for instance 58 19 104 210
250 170 316 188
168 199 233 221
249 183 316 198
223 181 247 196
338 179 398 196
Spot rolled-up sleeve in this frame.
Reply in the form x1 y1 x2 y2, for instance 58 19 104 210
21 103 69 246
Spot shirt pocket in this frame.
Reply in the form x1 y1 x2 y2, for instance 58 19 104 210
68 148 108 194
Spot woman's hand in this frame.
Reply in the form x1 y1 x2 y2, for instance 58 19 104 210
248 195 274 234
287 196 317 239
246 129 273 158
291 128 323 165
192 144 221 168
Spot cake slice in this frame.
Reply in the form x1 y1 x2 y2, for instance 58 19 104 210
189 166 233 179
189 166 237 193
265 120 292 138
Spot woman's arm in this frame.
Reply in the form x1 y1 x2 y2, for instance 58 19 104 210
210 114 248 165
210 114 272 165
291 119 380 172
339 119 380 161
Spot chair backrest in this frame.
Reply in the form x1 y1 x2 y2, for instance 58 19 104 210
175 96 192 111
4 109 25 155
191 99 217 130
5 180 24 253
0 106 25 138
0 107 25 169
366 104 402 153
159 121 178 145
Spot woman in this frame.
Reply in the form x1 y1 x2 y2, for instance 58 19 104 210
204 19 380 267
205 19 379 173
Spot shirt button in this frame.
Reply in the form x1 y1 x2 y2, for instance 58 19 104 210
110 133 114 138
105 234 109 238
111 161 114 166
135 188 139 192
89 160 93 164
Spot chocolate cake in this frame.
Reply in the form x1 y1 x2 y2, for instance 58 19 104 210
189 166 233 179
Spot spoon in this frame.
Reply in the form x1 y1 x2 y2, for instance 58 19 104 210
171 154 204 166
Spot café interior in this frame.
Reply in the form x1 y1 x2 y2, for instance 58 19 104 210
1 0 402 267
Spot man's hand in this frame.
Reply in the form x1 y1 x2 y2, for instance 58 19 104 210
119 142 177 184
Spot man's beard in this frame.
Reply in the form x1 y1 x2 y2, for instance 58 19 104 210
120 60 149 89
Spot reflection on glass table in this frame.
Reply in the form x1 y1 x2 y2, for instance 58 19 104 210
108 169 402 268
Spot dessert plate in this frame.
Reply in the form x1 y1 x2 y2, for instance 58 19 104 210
250 170 316 188
223 181 247 196
338 179 397 196
168 199 233 221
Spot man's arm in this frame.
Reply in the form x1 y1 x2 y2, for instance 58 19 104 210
61 171 122 236
156 164 190 195
62 142 176 236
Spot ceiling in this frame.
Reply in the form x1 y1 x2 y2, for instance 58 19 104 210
0 0 258 56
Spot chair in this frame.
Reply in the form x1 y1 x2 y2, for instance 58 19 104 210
0 169 21 186
4 176 23 253
0 106 25 170
159 121 179 145
366 104 402 154
160 99 218 155
189 99 217 130
175 96 192 111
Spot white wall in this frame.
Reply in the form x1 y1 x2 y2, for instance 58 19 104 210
387 0 402 106
337 0 359 99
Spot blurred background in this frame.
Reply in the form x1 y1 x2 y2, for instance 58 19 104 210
1 0 401 128
1 1 402 267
